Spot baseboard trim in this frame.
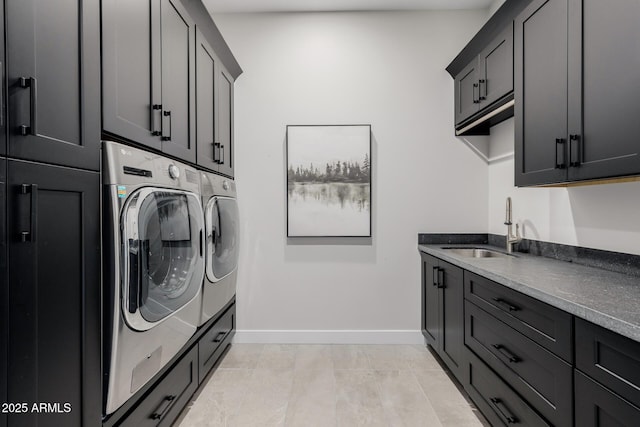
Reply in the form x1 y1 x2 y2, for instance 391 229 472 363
232 330 424 345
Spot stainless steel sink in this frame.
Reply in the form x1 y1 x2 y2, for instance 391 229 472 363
440 247 513 258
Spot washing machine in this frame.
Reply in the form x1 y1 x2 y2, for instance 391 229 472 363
103 141 204 415
199 170 239 326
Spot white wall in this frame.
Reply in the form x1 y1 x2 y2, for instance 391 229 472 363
488 118 640 255
214 10 489 343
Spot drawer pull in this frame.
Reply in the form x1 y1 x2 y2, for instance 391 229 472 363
490 397 519 424
213 331 227 343
492 344 521 363
492 297 520 312
150 395 176 420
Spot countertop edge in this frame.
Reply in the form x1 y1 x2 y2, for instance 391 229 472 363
418 244 640 343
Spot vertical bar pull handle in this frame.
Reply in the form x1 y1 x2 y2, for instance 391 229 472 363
213 142 221 163
569 134 581 167
162 110 172 141
151 104 162 136
555 138 566 169
479 79 487 100
432 266 439 287
473 83 479 104
220 144 225 164
19 77 37 136
20 184 38 242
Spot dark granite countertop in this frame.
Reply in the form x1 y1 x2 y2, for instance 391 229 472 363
418 243 640 343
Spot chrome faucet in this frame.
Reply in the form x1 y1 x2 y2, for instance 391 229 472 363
504 197 521 253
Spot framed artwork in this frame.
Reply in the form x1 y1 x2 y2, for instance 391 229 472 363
286 124 372 237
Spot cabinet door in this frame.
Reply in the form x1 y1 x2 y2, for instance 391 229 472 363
102 0 162 151
575 370 640 427
479 23 513 107
7 0 100 171
7 160 101 426
216 65 235 177
514 0 568 186
440 262 464 381
160 0 196 163
0 158 6 427
421 253 439 348
0 2 5 158
454 60 480 125
567 0 640 182
195 28 219 172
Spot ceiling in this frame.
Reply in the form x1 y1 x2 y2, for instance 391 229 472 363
204 0 494 13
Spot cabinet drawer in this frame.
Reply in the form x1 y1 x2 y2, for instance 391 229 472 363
575 370 640 427
576 318 640 408
465 349 550 427
199 304 234 383
465 301 572 426
118 345 198 427
465 271 572 361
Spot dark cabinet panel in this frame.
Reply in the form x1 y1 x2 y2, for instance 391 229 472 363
217 66 234 177
196 28 218 171
419 253 464 381
465 301 572 426
464 271 573 361
421 253 439 346
199 305 234 383
454 61 480 125
479 23 513 107
576 318 640 408
515 0 568 186
465 349 551 427
575 370 640 427
7 0 100 171
567 0 640 181
102 0 162 151
119 345 198 427
160 0 196 163
6 160 101 426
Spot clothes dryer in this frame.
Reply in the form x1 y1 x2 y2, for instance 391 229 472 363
198 171 238 326
103 141 204 415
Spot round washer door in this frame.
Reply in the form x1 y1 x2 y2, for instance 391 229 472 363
205 196 239 282
122 188 204 331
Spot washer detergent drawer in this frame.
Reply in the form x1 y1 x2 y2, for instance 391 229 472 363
118 345 198 427
199 304 234 383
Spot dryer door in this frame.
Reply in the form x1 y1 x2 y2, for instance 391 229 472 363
122 188 204 331
205 196 239 282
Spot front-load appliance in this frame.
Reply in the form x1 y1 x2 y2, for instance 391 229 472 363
198 171 239 325
103 141 204 415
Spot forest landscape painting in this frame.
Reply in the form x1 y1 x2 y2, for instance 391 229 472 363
287 125 371 237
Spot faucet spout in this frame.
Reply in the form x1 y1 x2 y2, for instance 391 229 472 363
505 197 521 253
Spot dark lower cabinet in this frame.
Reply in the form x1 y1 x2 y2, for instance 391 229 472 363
575 370 640 427
118 346 199 427
198 305 235 384
7 159 101 427
7 0 100 171
420 253 464 381
466 350 550 427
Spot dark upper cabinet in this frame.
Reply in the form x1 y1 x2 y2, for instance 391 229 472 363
6 0 100 171
196 28 219 172
454 24 514 131
0 2 5 158
515 0 568 186
216 65 235 177
516 0 640 186
195 28 235 177
479 23 513 107
454 61 480 126
103 0 196 163
6 159 101 427
566 0 640 182
420 253 464 381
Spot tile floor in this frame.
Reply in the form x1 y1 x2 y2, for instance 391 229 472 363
176 344 486 426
